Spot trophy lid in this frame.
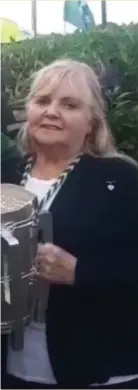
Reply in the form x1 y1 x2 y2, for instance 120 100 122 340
1 184 38 226
1 184 37 214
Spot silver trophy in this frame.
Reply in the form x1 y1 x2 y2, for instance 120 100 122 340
1 183 53 349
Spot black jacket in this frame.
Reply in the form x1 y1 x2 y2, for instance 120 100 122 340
1 153 138 387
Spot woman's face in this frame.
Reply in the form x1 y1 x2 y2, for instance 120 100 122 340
27 71 93 156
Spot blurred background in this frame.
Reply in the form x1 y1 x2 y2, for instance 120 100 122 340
0 0 138 39
1 1 138 161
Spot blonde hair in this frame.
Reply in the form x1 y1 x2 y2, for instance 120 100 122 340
17 58 137 166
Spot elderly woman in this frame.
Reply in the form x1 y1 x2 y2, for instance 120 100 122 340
1 59 138 389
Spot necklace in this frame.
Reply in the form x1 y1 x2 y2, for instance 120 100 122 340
20 153 82 212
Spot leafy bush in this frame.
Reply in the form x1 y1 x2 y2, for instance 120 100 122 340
1 24 138 160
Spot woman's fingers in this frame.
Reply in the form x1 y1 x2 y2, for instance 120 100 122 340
36 243 77 285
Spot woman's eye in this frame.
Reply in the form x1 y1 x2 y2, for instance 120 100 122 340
68 103 76 109
39 99 50 105
65 101 77 109
35 97 50 105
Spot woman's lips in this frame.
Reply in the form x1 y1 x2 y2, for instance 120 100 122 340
41 124 61 130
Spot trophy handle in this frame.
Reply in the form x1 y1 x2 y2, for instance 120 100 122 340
1 229 19 305
1 229 24 350
32 211 53 322
38 211 53 244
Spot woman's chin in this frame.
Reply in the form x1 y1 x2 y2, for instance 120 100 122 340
35 136 64 146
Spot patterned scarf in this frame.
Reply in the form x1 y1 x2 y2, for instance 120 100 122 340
20 153 82 322
20 153 82 211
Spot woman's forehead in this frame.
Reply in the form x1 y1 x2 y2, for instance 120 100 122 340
34 70 92 103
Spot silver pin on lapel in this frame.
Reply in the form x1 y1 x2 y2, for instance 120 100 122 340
106 181 116 191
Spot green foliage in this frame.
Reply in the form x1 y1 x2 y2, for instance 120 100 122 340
1 133 20 161
1 24 138 160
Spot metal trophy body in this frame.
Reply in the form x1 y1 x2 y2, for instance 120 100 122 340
1 183 52 349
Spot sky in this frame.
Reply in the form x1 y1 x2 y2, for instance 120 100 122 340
0 0 138 35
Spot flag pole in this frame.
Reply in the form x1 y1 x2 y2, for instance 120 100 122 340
64 21 67 35
31 0 37 37
101 0 107 27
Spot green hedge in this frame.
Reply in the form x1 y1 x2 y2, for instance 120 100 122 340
1 24 138 160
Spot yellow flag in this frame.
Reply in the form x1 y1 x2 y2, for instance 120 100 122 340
0 17 22 43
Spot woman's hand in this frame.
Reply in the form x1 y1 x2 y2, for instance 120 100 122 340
36 243 77 285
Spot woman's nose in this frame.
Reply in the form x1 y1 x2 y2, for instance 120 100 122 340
44 103 59 118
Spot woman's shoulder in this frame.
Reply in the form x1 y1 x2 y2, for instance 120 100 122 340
83 152 138 173
82 153 138 185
